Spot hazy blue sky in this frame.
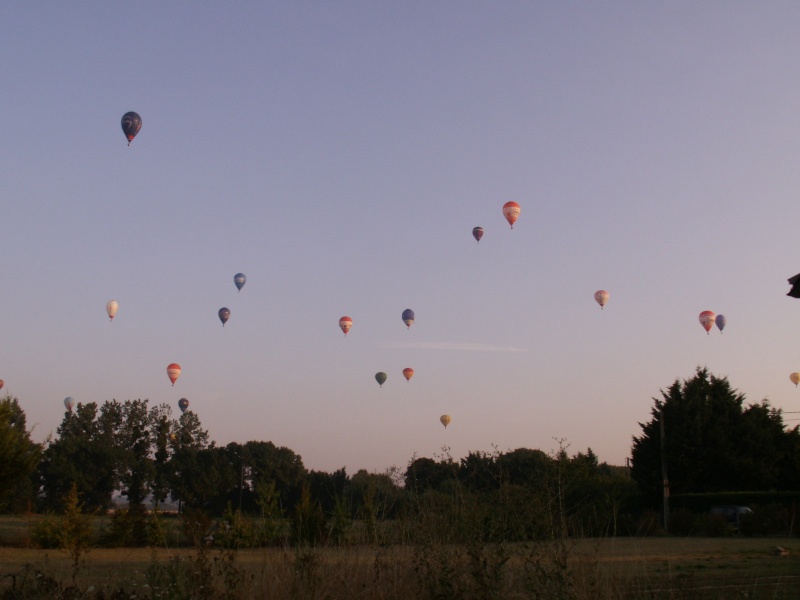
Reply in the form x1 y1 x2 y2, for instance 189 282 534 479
3 2 800 474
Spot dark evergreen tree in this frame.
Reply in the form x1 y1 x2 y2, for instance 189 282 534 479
631 367 800 506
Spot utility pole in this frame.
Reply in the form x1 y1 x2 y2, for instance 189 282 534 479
660 408 669 533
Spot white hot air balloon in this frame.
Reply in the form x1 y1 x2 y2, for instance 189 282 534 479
106 300 119 321
440 414 451 429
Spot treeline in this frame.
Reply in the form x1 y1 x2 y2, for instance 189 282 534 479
2 367 799 543
2 396 641 540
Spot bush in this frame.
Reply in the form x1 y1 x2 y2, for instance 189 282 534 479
29 514 61 549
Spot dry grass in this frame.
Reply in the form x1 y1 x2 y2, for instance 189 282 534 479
1 537 799 599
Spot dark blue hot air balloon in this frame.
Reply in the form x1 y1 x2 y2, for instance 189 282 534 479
121 112 142 146
234 273 246 292
218 307 230 327
178 398 189 413
402 308 415 329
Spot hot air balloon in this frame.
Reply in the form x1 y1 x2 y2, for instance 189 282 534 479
375 372 387 387
440 414 451 429
178 398 189 413
167 363 181 386
218 307 230 327
472 227 484 243
121 111 142 146
234 273 246 291
0 380 4 391
791 373 800 387
339 316 352 336
64 396 76 411
502 201 520 229
402 368 414 382
699 311 715 334
715 314 726 333
594 290 609 310
402 309 415 329
106 300 119 321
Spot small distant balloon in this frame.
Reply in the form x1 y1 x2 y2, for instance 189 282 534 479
178 398 189 413
0 380 4 391
121 111 142 146
402 308 415 329
106 300 119 321
594 290 609 310
472 227 484 243
440 414 451 429
375 372 387 387
234 273 246 291
64 396 76 411
402 367 414 382
502 201 520 229
698 311 715 334
715 314 726 333
218 307 230 327
791 373 800 387
339 316 352 336
167 363 181 386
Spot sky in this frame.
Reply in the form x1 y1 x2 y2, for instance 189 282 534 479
3 1 800 475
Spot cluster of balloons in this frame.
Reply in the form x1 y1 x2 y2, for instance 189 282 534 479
698 311 726 335
470 202 521 245
373 368 416 388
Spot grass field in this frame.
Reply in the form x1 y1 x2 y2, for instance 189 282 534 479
1 537 799 599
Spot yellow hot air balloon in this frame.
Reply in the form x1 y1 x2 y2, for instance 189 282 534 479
790 373 800 387
440 414 451 429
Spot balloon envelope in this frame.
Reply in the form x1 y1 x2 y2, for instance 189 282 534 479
0 380 3 391
472 226 484 243
440 414 451 429
339 316 352 336
218 307 230 326
178 398 189 413
791 373 800 387
106 300 118 321
698 311 715 334
375 372 387 387
402 367 414 381
502 201 520 228
167 363 181 385
402 308 415 328
594 290 609 309
715 314 726 332
64 396 76 411
234 273 246 291
121 111 142 145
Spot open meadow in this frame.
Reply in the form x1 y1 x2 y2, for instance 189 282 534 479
1 536 799 599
